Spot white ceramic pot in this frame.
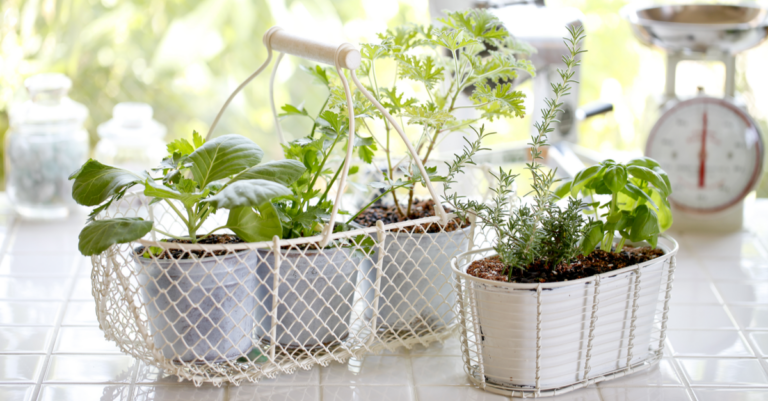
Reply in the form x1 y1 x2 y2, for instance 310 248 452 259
359 226 471 331
452 236 678 389
253 247 361 348
134 250 258 364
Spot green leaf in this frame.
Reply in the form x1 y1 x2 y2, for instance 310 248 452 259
554 180 572 199
279 104 310 120
177 178 197 194
315 110 347 137
570 165 601 197
604 165 628 194
404 103 455 127
470 82 526 119
192 131 205 149
396 55 445 90
78 218 153 256
380 87 418 113
143 180 207 209
358 145 375 164
226 203 282 242
581 220 604 255
428 27 480 52
627 157 660 169
649 187 673 231
188 134 264 188
653 166 672 196
231 160 306 186
627 165 670 196
71 159 144 206
300 65 330 87
628 205 660 243
439 9 506 42
622 183 657 208
204 179 292 210
166 138 195 156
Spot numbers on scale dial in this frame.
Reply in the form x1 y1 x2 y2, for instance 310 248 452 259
646 98 763 213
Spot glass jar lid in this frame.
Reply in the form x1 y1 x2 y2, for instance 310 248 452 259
8 73 88 128
97 102 167 141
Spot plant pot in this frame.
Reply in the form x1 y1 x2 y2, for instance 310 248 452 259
134 250 258 364
360 226 471 331
253 247 361 348
452 236 678 390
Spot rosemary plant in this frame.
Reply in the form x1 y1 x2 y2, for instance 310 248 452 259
446 26 587 277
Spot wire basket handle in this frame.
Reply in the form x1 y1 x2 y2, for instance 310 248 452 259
206 26 449 247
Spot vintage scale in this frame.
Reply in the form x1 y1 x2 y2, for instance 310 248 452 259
625 4 767 232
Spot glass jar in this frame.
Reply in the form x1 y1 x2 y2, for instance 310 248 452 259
5 74 89 219
94 102 166 173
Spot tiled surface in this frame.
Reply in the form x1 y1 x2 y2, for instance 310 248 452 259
1 200 768 400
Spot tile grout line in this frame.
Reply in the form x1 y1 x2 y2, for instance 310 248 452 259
29 247 84 401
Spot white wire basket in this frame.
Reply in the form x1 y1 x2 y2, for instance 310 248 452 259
451 235 678 398
88 27 493 385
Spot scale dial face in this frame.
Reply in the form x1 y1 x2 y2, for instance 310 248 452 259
646 97 764 213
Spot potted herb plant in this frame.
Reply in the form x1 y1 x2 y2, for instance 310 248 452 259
253 75 376 349
71 132 304 363
448 27 679 391
333 9 535 333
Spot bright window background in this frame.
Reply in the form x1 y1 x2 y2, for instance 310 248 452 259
1 0 766 196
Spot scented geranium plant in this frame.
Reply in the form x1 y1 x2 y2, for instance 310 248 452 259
278 10 535 225
70 132 305 256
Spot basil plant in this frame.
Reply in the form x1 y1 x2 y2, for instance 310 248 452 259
556 157 673 253
70 132 305 256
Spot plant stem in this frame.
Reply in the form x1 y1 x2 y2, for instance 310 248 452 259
164 199 189 226
196 226 228 242
309 96 330 139
152 228 188 241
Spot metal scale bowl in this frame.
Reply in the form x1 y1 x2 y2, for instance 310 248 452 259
623 4 768 232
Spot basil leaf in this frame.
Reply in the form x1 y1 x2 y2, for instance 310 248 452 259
653 166 672 195
204 179 292 210
231 160 306 186
628 205 660 243
227 204 282 242
554 180 572 199
621 183 657 209
627 165 670 196
649 187 673 231
188 134 265 187
604 165 628 194
627 157 660 169
71 159 145 206
570 164 601 197
78 218 153 256
581 220 604 255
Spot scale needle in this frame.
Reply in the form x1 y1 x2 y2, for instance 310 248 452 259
698 109 708 188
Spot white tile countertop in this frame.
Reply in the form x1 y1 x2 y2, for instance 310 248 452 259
1 198 768 400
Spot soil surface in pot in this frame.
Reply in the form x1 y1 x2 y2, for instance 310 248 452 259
135 234 245 260
354 199 468 233
468 246 665 283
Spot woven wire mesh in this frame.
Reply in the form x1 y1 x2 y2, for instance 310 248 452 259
452 235 678 398
89 189 497 385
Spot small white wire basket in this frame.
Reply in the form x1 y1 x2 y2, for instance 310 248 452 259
451 235 678 398
89 27 493 385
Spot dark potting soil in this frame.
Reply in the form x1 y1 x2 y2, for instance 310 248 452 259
467 246 665 283
135 234 245 260
354 199 468 234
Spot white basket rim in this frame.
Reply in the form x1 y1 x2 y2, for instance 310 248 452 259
451 233 678 290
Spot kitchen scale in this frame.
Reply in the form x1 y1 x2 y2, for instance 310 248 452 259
624 4 767 232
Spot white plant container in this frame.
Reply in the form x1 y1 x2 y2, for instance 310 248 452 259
360 226 471 332
134 250 257 363
253 247 360 349
452 235 678 397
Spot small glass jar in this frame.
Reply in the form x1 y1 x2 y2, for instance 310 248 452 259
94 102 166 173
5 74 89 219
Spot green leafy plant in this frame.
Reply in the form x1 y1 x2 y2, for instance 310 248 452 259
556 157 673 253
351 9 534 219
70 132 305 256
446 26 587 278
